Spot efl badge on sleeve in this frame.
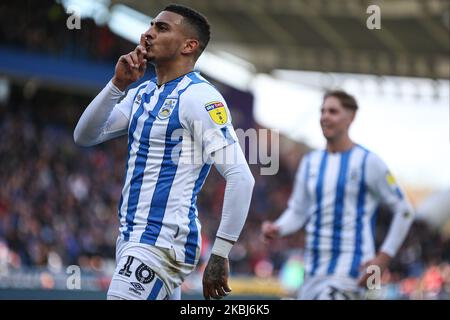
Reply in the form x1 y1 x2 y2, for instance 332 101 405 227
385 171 397 186
158 98 177 120
386 171 404 199
205 101 228 125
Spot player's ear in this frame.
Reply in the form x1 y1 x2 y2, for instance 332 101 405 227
181 38 199 55
349 110 356 123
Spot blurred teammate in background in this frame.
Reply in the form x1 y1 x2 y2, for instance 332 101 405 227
74 4 254 300
261 90 414 299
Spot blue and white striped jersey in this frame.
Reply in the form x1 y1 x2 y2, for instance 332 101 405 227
113 71 237 265
276 144 414 279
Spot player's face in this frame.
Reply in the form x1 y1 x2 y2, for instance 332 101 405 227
142 11 188 64
320 96 355 140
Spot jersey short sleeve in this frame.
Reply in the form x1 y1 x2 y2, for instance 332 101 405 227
179 82 238 157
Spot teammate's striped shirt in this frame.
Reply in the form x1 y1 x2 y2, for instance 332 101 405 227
280 145 412 278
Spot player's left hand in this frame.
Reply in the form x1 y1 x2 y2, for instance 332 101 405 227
202 254 232 300
260 221 280 243
357 251 392 288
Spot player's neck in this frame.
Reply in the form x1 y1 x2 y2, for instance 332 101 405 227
154 60 195 87
326 136 354 153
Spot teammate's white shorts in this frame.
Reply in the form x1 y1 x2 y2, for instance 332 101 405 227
107 237 195 300
298 275 363 300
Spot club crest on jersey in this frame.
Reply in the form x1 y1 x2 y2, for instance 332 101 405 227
350 169 360 182
205 101 227 125
158 98 177 120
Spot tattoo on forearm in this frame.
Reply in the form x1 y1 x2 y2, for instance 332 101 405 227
204 254 227 283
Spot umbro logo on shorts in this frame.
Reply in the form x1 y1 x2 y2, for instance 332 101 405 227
130 282 145 291
129 282 145 296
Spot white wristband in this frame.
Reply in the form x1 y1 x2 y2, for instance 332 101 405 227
211 238 233 258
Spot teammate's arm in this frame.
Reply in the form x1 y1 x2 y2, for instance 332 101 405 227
73 36 148 146
202 143 255 300
261 154 311 241
358 154 415 287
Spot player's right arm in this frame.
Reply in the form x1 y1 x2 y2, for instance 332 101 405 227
261 154 311 242
73 36 148 146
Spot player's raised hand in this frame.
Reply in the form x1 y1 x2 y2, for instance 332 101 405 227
202 254 232 300
112 34 148 91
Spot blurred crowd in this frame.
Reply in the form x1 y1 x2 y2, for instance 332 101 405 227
0 89 449 298
0 0 132 62
0 1 449 299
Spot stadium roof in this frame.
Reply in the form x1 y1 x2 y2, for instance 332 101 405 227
114 0 449 79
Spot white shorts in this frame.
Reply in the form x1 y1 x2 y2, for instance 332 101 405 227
298 275 363 300
107 237 195 300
